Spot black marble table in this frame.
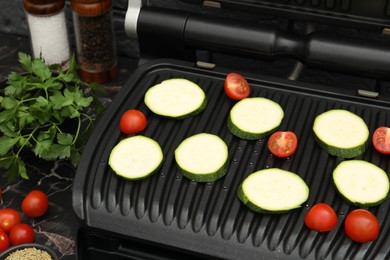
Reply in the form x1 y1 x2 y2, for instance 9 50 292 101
0 33 138 259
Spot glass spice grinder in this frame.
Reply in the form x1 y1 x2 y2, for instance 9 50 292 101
71 0 118 83
24 0 70 68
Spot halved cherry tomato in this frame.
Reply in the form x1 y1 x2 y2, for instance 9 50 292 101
344 209 379 243
9 223 35 246
0 208 21 234
22 190 49 218
304 203 338 232
372 126 390 154
224 72 250 100
268 131 298 158
119 109 147 135
0 229 10 252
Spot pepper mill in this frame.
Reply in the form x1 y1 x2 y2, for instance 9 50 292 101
24 0 70 68
71 0 118 83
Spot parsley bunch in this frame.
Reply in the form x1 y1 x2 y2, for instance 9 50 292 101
0 52 102 180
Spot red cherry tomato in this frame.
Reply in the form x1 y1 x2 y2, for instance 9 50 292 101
0 229 10 252
9 223 35 246
304 203 338 232
224 72 250 100
372 126 390 154
344 209 379 243
119 109 147 135
268 131 298 158
0 208 21 234
22 190 49 218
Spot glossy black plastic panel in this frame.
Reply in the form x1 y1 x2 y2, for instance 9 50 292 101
73 59 390 259
179 0 390 29
137 7 390 80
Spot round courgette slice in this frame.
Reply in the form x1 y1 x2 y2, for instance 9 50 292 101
144 78 207 119
313 109 369 158
237 168 309 213
227 97 284 140
109 136 164 180
333 160 389 206
175 133 228 182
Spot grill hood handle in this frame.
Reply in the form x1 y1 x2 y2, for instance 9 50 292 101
132 6 390 80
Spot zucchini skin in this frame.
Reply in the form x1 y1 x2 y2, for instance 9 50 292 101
237 184 300 214
314 133 369 158
178 159 228 182
332 185 387 207
227 115 278 140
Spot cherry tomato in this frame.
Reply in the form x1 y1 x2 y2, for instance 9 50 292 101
9 223 35 246
22 190 49 218
0 208 21 234
119 109 147 135
0 229 10 253
224 72 250 100
304 203 338 232
344 209 379 243
268 131 298 158
372 126 390 154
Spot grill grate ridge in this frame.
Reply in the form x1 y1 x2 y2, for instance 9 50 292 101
74 60 390 259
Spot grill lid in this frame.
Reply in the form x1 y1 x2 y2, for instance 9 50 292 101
73 59 390 259
179 0 390 29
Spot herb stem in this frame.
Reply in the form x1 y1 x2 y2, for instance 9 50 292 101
16 126 39 156
71 116 82 146
19 97 38 104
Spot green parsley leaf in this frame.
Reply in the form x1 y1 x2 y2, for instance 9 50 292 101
0 123 17 137
0 106 17 124
74 90 93 108
18 159 28 179
57 132 74 145
0 136 20 156
18 52 33 73
31 58 52 80
34 139 53 158
70 149 81 167
1 97 18 109
50 91 73 109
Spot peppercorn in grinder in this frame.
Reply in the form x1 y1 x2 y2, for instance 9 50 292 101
71 0 118 83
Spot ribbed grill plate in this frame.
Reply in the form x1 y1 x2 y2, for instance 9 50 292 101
73 59 390 260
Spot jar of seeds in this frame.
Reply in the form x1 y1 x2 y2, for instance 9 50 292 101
71 0 118 83
24 0 70 68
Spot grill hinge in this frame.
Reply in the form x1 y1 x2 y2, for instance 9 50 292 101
357 89 379 99
382 28 390 35
203 1 221 8
196 61 216 70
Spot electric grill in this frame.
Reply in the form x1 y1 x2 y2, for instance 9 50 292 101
72 1 390 259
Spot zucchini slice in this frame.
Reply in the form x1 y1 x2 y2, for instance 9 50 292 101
144 78 207 119
333 160 389 206
109 136 163 180
313 109 369 158
237 168 309 213
227 97 284 140
175 133 228 182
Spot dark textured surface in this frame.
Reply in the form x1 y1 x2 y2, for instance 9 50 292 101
0 33 138 260
73 59 390 259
